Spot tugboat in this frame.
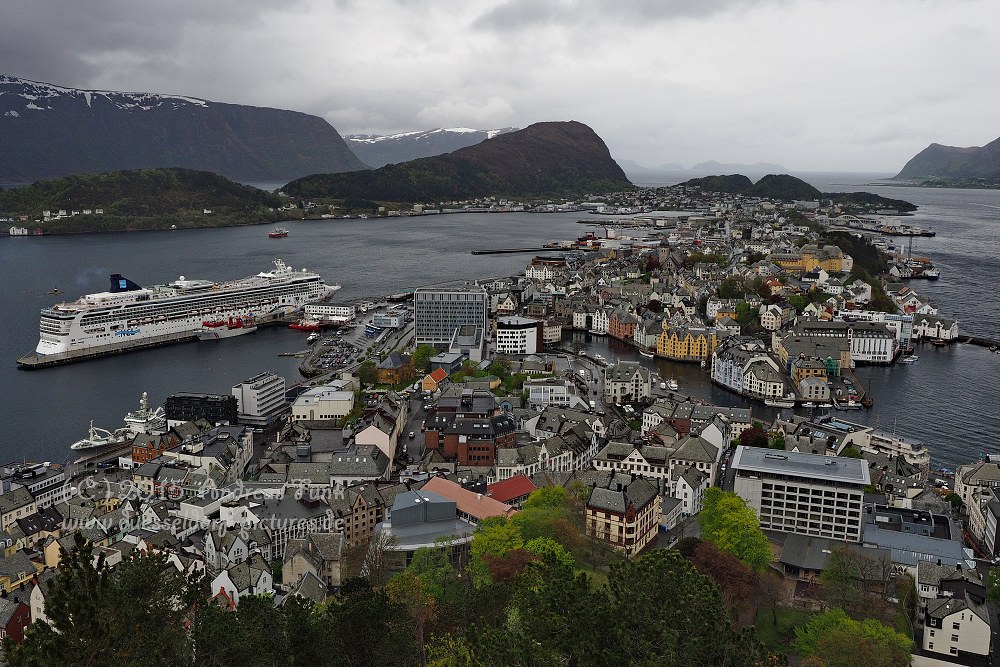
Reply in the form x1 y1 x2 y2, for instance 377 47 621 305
268 227 289 238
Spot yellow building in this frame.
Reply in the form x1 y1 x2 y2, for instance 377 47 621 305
656 325 719 363
586 475 661 558
773 244 845 273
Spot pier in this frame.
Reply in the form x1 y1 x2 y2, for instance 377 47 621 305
471 247 566 255
960 334 1000 350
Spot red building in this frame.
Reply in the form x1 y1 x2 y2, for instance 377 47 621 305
0 598 31 644
423 388 517 466
608 310 638 342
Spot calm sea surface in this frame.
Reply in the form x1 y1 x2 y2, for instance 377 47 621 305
1 176 997 468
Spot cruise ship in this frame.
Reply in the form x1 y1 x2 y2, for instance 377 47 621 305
18 259 338 368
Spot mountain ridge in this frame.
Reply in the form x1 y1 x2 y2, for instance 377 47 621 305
0 75 366 183
285 121 633 201
894 136 1000 180
344 127 518 168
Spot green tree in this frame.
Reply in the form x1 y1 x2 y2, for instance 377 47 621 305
841 446 864 459
358 359 378 386
794 608 911 667
6 534 203 667
699 488 772 572
944 492 963 509
470 516 524 587
411 344 437 373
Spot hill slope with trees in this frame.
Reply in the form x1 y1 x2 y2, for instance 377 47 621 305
283 121 633 202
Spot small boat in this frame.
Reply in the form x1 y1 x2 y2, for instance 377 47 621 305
898 355 919 364
594 354 605 362
197 315 257 340
638 350 654 358
289 319 323 331
764 398 796 408
667 378 679 391
800 402 816 408
307 332 321 343
930 338 946 347
47 288 61 295
268 227 289 238
70 421 132 450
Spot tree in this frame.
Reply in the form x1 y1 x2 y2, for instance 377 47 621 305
386 572 436 665
412 344 437 373
470 516 523 587
646 298 663 313
358 359 378 386
699 488 772 572
6 534 203 667
944 492 963 510
988 567 1000 604
739 426 770 449
688 540 760 626
840 446 864 459
794 608 911 667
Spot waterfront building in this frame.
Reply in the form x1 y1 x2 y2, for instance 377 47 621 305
835 309 914 347
785 320 897 365
232 372 287 427
732 446 869 543
912 315 960 342
656 323 720 363
603 361 652 404
413 285 488 349
372 312 406 329
585 473 660 557
494 316 543 355
165 393 238 428
304 301 356 323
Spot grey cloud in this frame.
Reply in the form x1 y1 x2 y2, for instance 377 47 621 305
471 0 781 31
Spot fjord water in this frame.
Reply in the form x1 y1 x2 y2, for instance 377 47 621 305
1 179 997 468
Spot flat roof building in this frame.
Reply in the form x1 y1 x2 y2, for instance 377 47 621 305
732 445 870 543
414 285 488 348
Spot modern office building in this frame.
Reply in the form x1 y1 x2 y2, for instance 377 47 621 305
494 316 543 355
413 285 488 348
232 372 288 426
165 393 238 428
732 445 870 543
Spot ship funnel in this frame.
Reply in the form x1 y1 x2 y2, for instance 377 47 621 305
110 274 142 292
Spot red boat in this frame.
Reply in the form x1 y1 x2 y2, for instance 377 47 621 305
268 227 289 238
289 319 322 331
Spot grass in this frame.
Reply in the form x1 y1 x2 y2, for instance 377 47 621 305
754 606 812 655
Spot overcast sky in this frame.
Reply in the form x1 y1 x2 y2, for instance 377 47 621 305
3 0 998 172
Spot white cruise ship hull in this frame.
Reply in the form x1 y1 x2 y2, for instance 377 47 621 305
19 259 338 368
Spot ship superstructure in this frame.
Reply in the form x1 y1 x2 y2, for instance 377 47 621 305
20 259 338 367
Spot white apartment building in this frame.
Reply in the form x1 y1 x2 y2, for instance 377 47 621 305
232 372 287 426
494 316 543 355
732 446 869 543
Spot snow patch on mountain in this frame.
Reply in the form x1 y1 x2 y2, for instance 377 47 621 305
0 75 210 112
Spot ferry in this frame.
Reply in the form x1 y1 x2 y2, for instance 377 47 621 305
18 259 338 368
70 420 132 451
268 227 289 238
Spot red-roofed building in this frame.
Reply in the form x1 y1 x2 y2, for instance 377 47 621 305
487 475 537 509
421 367 449 393
421 476 516 524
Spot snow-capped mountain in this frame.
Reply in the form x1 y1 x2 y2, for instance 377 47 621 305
0 75 365 183
345 127 517 167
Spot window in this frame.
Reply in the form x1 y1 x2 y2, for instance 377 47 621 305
950 635 958 642
952 622 960 630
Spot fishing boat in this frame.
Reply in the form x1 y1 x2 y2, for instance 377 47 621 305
70 421 132 450
289 319 323 331
268 227 289 238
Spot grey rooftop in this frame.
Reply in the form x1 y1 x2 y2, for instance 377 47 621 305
732 445 870 485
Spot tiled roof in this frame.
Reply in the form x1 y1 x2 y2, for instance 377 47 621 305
487 475 537 503
421 477 515 521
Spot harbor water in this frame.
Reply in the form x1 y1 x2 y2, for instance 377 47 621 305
0 177 997 468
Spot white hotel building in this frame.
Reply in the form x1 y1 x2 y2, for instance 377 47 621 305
732 446 870 543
